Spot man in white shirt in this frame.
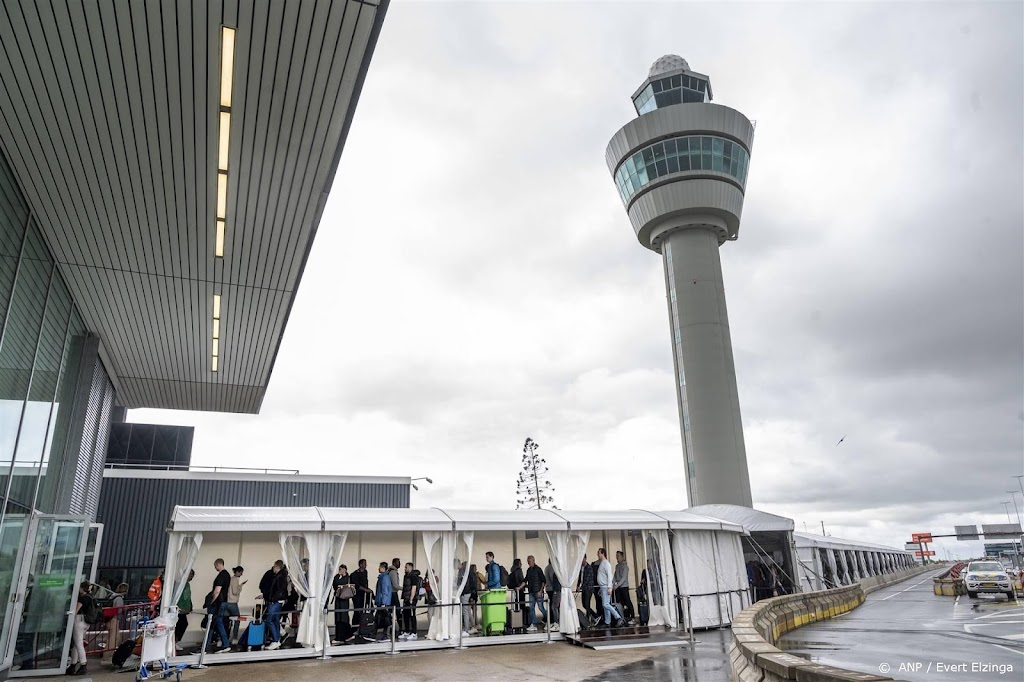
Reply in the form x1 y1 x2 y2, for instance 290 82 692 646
596 548 623 627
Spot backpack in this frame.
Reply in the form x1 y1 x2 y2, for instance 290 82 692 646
83 600 103 626
112 637 138 668
498 564 509 588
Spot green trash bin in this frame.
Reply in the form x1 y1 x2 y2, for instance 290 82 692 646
480 588 508 636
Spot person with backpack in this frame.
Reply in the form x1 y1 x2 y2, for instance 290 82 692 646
67 581 94 675
259 560 289 650
399 562 422 640
483 552 501 589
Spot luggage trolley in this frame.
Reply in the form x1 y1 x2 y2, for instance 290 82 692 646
137 614 189 681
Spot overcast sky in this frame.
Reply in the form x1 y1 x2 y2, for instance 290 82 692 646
134 1 1024 558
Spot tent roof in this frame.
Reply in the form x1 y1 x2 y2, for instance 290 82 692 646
320 508 453 532
651 510 746 534
168 506 747 534
440 509 566 531
170 507 324 532
794 532 908 554
686 504 795 533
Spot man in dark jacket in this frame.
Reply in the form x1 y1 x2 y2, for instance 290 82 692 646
389 558 402 612
524 555 546 632
400 562 421 640
350 559 370 626
258 561 289 650
577 554 597 624
508 559 526 613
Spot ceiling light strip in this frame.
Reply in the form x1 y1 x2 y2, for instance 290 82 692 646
212 293 222 373
215 26 235 258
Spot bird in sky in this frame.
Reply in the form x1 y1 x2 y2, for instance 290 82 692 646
835 435 846 446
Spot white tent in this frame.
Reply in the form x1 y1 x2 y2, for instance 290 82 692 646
158 506 750 663
793 532 912 592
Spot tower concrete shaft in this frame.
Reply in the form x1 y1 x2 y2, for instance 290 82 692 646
606 55 754 507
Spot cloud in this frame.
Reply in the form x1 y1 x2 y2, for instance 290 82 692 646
131 1 1023 559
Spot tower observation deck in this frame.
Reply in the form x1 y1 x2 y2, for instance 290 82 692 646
606 56 754 507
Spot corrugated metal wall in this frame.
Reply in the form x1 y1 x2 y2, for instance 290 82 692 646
96 477 410 568
70 357 114 516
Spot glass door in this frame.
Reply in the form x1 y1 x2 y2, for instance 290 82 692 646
5 514 88 677
0 516 30 676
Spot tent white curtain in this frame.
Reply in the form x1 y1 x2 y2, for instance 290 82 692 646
825 549 839 587
421 530 474 640
169 532 203 608
848 551 861 580
162 532 202 657
422 531 446 640
712 532 746 622
641 530 676 627
544 530 589 636
316 532 347 649
670 530 723 629
835 549 850 585
279 532 322 647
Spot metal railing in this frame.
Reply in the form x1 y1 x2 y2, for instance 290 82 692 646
83 602 152 658
104 462 300 475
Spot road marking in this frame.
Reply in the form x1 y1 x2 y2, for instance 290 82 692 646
879 576 933 601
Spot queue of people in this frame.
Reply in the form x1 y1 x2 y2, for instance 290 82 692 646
170 547 645 653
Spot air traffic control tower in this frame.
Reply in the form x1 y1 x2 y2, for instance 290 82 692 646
606 55 754 507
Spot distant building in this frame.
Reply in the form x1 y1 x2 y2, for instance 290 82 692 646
96 466 410 599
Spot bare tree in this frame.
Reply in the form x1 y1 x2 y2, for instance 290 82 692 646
516 437 557 510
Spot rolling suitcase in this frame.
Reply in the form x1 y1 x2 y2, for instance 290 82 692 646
638 602 650 626
247 601 266 650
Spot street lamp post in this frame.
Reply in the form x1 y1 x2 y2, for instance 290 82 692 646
1008 491 1023 528
411 477 433 491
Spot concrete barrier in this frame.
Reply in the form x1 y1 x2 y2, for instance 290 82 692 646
730 565 935 682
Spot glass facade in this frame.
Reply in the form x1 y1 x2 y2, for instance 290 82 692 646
0 153 92 519
633 73 709 115
614 135 750 204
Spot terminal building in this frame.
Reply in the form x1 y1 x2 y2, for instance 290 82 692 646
0 0 390 675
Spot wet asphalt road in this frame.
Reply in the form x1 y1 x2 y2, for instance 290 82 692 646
779 569 1023 681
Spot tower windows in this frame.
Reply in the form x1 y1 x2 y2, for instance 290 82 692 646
614 135 750 204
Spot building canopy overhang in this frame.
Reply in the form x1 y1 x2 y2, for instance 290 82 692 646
0 0 388 413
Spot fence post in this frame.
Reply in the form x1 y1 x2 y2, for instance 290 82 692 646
190 614 214 669
686 596 694 644
545 594 551 644
320 606 331 660
387 604 398 655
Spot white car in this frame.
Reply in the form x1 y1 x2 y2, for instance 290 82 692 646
963 561 1015 599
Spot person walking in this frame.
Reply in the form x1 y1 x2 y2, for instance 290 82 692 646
209 559 232 653
524 555 547 632
332 564 355 644
258 560 289 650
388 558 402 613
613 551 635 623
509 558 526 615
67 581 92 675
597 548 623 628
374 562 394 642
544 560 561 629
174 570 195 651
351 559 370 627
224 566 245 644
400 562 422 640
483 552 501 589
577 555 597 625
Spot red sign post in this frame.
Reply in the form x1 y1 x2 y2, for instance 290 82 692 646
911 533 933 543
914 550 936 557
